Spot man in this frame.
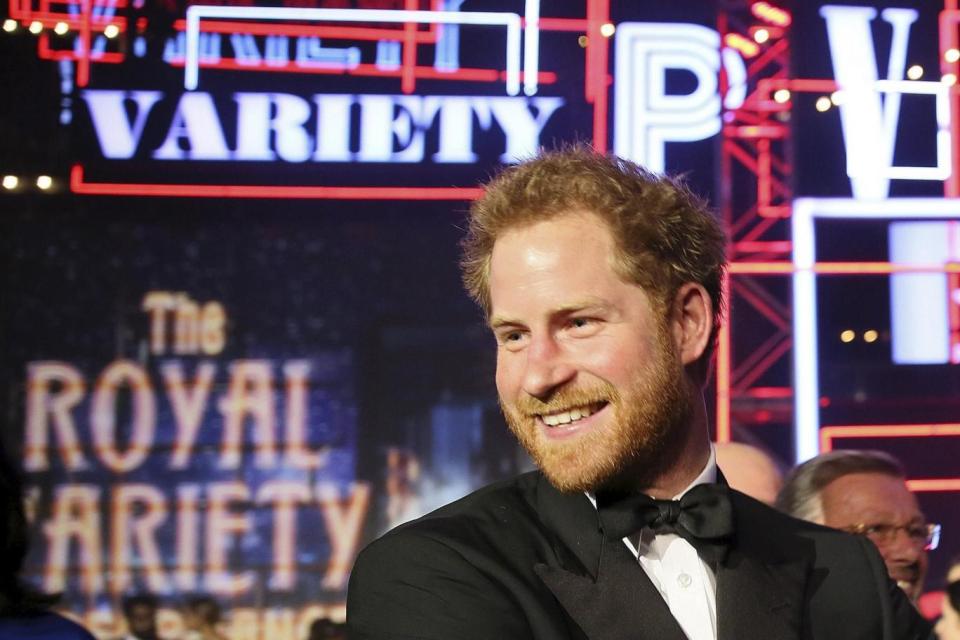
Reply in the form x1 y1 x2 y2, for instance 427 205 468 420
776 449 939 603
0 446 97 640
119 595 159 640
347 148 931 639
715 441 784 505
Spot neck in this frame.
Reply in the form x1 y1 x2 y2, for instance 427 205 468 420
637 392 712 499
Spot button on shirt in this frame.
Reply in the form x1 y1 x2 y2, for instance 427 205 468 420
590 449 720 640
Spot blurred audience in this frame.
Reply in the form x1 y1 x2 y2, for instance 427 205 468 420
715 440 784 505
181 596 227 640
0 445 96 639
307 617 346 640
776 449 939 602
936 556 960 640
119 594 159 640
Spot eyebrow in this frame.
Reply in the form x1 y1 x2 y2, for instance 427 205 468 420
488 315 521 331
488 300 611 330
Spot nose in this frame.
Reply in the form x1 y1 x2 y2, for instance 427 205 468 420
521 333 576 400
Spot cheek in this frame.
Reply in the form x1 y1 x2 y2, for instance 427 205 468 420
575 338 645 383
494 353 518 396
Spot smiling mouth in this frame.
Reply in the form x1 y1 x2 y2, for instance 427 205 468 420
891 568 920 594
538 402 607 427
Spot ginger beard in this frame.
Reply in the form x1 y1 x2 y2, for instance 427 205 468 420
499 320 693 494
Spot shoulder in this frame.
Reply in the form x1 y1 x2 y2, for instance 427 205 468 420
353 472 545 577
729 488 860 551
728 489 891 576
728 490 931 638
374 471 542 548
0 611 97 640
347 472 552 639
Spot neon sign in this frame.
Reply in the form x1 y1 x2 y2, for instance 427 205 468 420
81 91 564 164
820 5 951 198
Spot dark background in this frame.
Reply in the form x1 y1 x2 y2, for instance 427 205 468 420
1 0 957 632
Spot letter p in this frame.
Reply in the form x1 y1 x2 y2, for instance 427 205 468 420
613 23 741 173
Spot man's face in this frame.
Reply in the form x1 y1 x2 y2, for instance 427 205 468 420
820 472 929 601
126 603 157 638
488 211 691 493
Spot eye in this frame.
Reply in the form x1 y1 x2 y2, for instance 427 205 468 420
864 524 892 536
496 329 527 351
567 316 600 336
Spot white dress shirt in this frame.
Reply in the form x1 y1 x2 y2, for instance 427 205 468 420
589 447 719 640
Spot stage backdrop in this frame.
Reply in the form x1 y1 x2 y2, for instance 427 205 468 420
1 0 957 637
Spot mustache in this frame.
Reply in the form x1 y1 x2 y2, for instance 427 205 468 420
889 563 921 581
509 383 621 416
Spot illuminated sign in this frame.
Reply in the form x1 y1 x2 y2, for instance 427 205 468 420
181 6 530 96
817 4 956 374
614 22 746 173
22 290 365 633
820 5 952 198
81 91 563 164
888 222 960 364
791 198 960 462
56 1 749 194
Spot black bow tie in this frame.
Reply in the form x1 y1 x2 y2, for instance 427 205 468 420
596 483 734 563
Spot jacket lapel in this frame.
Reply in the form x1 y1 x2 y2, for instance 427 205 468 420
532 475 688 640
529 475 813 640
716 546 809 640
715 490 813 640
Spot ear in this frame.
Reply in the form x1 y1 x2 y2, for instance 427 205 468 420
669 283 713 366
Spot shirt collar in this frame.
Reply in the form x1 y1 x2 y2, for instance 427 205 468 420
673 444 717 500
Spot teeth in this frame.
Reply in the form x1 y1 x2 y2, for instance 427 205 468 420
541 404 599 427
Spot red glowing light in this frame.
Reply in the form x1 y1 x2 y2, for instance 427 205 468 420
906 479 960 492
176 19 435 43
167 57 556 86
715 316 731 443
69 165 483 201
949 262 960 363
585 0 610 152
820 423 960 493
821 422 960 454
727 261 960 275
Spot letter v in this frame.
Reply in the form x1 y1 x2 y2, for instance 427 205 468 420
820 6 918 199
81 90 163 159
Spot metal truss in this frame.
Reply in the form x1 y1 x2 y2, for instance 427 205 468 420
715 1 795 445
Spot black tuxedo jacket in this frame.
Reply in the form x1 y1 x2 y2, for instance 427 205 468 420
347 472 931 639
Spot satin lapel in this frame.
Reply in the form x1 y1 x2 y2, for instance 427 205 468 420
533 475 688 640
534 473 603 578
716 492 813 640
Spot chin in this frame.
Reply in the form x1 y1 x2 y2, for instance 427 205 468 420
536 449 618 494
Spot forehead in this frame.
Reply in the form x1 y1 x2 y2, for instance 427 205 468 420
820 471 922 524
488 211 623 297
492 210 616 258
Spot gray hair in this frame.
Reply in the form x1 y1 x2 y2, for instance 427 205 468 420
775 449 905 523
